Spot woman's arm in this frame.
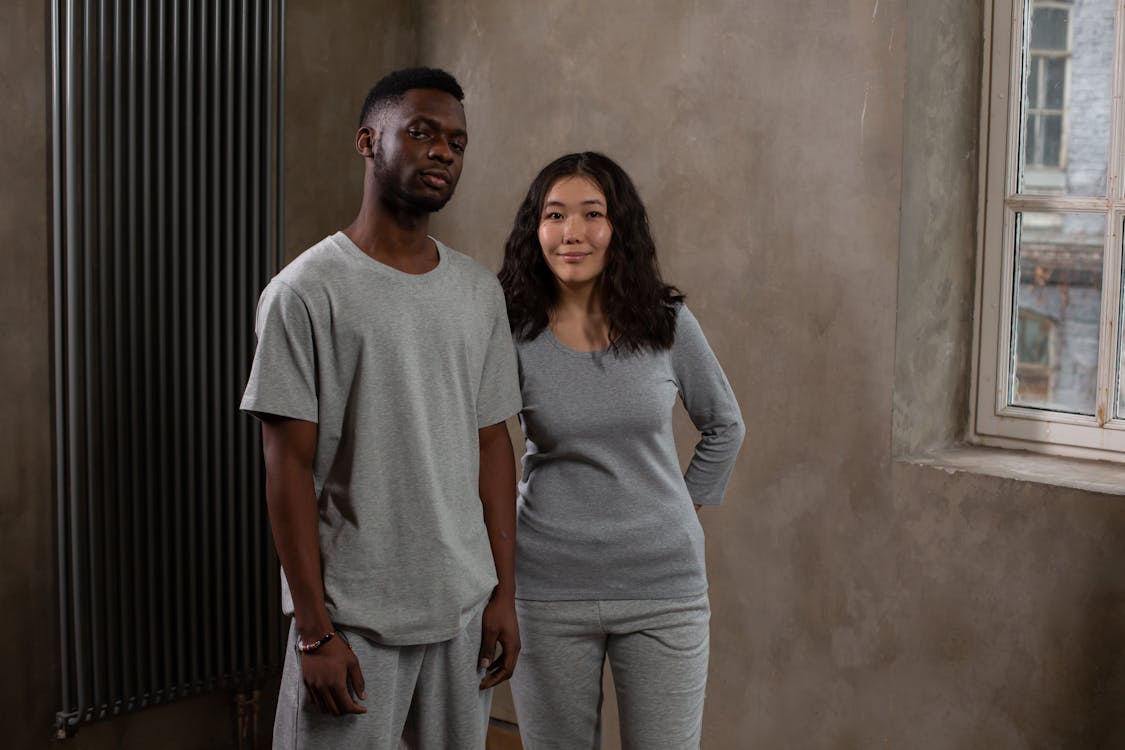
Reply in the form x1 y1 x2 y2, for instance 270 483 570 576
671 306 747 506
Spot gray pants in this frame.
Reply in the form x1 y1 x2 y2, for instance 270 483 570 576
509 594 710 750
274 608 492 750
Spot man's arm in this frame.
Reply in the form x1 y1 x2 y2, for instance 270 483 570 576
261 415 366 715
477 421 520 689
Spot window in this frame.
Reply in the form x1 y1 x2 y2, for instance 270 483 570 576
1014 308 1056 403
1024 3 1070 173
975 0 1125 458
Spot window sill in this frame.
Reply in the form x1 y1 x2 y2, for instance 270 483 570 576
898 445 1125 496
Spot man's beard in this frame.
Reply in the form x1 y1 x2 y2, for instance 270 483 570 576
373 151 453 213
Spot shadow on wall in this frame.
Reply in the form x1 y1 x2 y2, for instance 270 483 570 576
1052 564 1125 746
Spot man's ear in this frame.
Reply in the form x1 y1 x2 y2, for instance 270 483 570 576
356 126 378 158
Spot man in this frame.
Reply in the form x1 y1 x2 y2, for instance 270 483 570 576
240 67 521 749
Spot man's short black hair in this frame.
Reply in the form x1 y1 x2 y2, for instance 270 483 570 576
358 67 465 128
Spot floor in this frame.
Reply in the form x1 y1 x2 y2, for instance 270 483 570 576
486 719 523 749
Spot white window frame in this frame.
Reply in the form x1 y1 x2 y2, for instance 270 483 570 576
973 0 1125 460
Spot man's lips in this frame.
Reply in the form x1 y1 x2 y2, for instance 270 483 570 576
420 170 451 189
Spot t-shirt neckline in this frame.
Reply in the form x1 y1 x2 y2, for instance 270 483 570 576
544 327 615 359
332 231 448 281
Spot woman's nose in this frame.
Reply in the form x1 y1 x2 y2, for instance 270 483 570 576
563 217 583 243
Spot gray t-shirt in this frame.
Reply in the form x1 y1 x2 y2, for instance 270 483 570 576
514 305 745 601
240 231 522 645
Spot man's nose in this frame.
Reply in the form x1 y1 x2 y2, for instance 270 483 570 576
428 138 454 164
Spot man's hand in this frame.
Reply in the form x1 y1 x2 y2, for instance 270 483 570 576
262 415 364 716
477 421 520 689
300 636 367 716
478 591 520 689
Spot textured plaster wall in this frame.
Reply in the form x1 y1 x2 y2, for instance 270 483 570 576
412 0 1125 747
886 464 1125 748
1 1 59 747
893 0 982 458
417 0 907 746
283 0 418 262
890 1 1125 747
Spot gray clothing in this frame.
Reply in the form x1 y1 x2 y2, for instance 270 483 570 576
274 607 493 750
514 305 745 600
509 595 711 750
240 231 522 645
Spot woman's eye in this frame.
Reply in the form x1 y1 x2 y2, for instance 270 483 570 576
544 212 563 220
587 211 604 219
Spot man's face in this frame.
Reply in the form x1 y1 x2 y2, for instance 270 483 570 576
369 88 468 213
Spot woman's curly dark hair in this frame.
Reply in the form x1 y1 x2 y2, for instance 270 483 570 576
498 152 684 352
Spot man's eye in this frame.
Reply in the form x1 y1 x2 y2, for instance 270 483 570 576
407 129 428 139
451 142 466 153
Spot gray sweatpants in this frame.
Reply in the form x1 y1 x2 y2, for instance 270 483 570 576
509 594 710 750
273 607 492 750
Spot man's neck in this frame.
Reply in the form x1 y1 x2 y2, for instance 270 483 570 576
343 193 439 275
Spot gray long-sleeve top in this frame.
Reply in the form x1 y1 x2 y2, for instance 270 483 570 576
514 304 746 601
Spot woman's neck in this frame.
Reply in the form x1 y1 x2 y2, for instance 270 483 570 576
550 282 611 351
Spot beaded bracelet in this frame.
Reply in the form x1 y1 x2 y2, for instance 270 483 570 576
295 631 337 655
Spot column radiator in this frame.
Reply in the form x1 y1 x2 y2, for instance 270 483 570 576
50 0 286 736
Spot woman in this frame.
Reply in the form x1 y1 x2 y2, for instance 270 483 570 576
498 152 745 750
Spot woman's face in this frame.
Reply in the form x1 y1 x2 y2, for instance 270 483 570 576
537 176 612 290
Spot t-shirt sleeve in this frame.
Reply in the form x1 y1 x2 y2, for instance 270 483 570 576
670 304 746 505
239 280 319 423
476 282 523 428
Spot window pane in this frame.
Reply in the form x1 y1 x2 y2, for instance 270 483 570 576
1044 57 1066 108
1011 211 1103 414
1042 114 1063 166
1031 7 1069 51
1025 117 1039 166
1039 115 1057 166
1020 0 1112 196
1028 56 1041 107
1118 220 1125 419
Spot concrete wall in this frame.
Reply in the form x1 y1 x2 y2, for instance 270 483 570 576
1 1 59 748
893 0 982 459
892 2 1125 746
284 0 418 262
415 0 1125 747
418 1 906 746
